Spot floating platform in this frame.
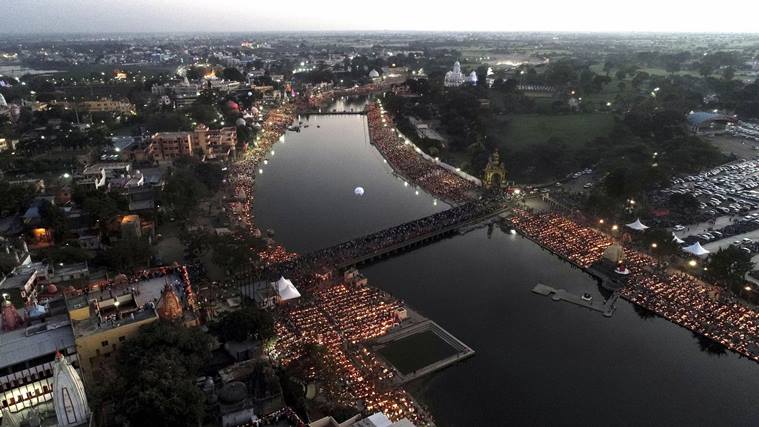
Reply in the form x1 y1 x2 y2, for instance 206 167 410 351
532 283 619 317
371 315 474 385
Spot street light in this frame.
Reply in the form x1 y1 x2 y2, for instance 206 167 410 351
651 243 658 248
599 219 604 224
611 225 619 231
688 260 698 267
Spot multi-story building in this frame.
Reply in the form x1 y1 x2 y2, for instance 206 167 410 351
80 99 134 114
65 266 198 381
148 131 194 160
0 272 81 424
149 126 237 162
194 125 237 159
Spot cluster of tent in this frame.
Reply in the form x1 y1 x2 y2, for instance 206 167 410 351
625 219 710 257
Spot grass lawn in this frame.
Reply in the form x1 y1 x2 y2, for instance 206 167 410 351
489 112 615 151
377 331 458 375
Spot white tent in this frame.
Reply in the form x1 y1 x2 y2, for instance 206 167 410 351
683 242 710 256
275 276 301 301
625 219 649 231
672 233 685 244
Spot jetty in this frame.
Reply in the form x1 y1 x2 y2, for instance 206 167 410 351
532 283 619 317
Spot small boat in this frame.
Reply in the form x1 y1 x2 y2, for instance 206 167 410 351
316 125 320 128
304 124 310 128
581 293 593 302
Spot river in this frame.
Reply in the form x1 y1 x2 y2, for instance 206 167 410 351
254 101 759 426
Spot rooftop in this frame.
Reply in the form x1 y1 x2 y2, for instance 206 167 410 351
0 262 44 291
67 270 194 337
0 309 75 370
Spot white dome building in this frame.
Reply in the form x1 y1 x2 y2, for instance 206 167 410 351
0 93 7 108
53 352 90 427
467 71 478 85
444 61 466 87
368 69 380 81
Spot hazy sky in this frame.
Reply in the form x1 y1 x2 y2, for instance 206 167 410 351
3 0 759 34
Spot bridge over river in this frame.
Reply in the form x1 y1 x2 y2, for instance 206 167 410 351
264 198 510 278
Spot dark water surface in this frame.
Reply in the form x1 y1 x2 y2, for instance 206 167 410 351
255 111 759 426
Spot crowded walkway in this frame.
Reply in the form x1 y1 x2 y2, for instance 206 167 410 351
366 102 478 204
511 209 759 361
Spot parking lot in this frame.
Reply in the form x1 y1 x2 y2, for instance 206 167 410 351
665 159 759 218
726 120 759 142
665 158 759 258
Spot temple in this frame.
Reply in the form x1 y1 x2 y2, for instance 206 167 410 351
443 61 466 87
52 352 90 427
483 150 508 189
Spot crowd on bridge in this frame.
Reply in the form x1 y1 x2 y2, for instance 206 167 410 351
366 102 478 204
274 198 503 279
223 98 435 424
300 82 392 111
511 209 759 362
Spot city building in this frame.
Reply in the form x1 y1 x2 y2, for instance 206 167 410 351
79 99 135 114
149 125 237 161
52 352 90 427
0 292 81 424
65 266 198 380
443 61 466 87
148 131 193 160
0 137 17 152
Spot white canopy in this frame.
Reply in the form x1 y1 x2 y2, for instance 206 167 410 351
672 233 685 244
625 219 649 231
275 276 301 301
683 242 710 256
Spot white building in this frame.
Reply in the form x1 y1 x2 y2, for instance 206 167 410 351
52 352 90 427
444 61 466 87
467 71 478 85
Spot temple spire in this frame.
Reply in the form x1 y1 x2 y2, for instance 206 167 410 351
53 352 91 426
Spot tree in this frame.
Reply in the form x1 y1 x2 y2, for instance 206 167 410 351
0 180 35 215
704 246 754 293
39 201 69 243
209 305 274 343
187 103 217 125
222 67 245 82
722 66 735 81
112 321 211 427
100 237 153 272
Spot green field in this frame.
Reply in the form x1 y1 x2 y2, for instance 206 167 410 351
491 113 615 151
377 331 458 375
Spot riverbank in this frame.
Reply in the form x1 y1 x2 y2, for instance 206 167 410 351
226 103 438 425
365 102 480 205
510 209 759 362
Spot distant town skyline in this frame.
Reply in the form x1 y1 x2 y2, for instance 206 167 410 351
3 0 759 34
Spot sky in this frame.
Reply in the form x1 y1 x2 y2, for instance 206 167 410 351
3 0 759 34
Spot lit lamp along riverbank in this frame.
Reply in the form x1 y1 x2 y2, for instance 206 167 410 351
239 90 759 425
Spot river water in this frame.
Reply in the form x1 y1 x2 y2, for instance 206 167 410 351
254 102 759 426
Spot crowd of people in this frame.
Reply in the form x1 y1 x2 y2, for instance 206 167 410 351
366 102 478 204
222 99 435 424
301 82 394 110
511 210 614 268
271 280 430 425
272 198 503 279
511 209 759 362
225 103 300 267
